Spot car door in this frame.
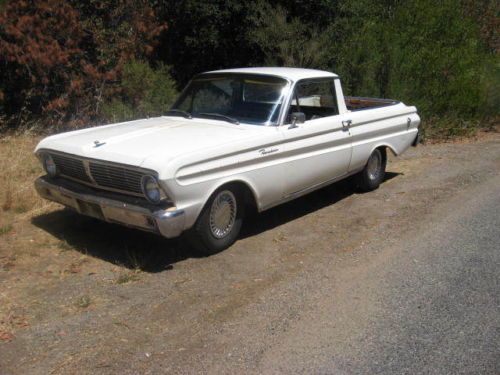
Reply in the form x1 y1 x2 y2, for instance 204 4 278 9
279 78 352 197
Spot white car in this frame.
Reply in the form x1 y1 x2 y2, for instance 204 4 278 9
35 67 420 254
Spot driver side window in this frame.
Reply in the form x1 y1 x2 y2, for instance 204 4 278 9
287 79 339 122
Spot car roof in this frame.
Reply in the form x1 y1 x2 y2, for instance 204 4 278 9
203 67 338 81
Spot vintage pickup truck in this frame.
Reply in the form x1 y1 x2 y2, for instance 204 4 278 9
35 67 420 254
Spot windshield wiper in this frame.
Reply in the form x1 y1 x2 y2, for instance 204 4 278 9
165 109 192 119
198 112 240 125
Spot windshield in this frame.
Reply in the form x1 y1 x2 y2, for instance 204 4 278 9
170 74 289 126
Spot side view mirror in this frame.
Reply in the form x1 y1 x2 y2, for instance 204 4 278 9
289 112 306 128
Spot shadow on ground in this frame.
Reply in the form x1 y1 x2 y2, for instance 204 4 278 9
32 172 401 272
241 172 400 237
32 209 191 273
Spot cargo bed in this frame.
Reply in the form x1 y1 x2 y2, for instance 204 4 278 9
345 96 399 111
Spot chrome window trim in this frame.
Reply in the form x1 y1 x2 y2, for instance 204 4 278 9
279 77 339 126
173 72 293 127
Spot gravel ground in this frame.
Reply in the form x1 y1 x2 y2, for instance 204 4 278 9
0 132 499 374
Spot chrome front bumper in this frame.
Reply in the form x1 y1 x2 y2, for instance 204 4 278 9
35 176 185 238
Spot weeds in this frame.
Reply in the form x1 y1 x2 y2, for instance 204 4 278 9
115 272 140 285
58 239 73 252
75 295 91 308
13 204 29 214
124 247 145 270
0 224 13 236
421 116 483 141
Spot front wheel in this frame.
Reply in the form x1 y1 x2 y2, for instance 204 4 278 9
356 148 386 192
187 186 244 255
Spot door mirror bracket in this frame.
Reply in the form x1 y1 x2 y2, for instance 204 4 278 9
289 112 306 129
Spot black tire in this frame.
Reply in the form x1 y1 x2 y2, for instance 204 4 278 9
187 185 244 255
357 148 386 192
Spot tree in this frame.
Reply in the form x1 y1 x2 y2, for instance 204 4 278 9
248 4 328 68
0 0 87 127
0 0 165 129
154 0 260 85
0 0 496 134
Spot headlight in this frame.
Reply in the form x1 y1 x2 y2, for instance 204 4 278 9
42 154 58 177
141 175 165 204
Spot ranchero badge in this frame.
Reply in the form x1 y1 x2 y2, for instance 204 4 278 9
259 147 279 155
94 140 106 148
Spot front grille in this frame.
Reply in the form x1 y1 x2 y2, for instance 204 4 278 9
49 153 149 197
51 154 91 183
89 162 144 195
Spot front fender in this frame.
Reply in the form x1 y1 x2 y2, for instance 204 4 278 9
162 174 267 230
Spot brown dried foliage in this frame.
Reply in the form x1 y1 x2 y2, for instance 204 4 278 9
0 0 165 129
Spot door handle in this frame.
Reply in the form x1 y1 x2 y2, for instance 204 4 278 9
342 119 352 130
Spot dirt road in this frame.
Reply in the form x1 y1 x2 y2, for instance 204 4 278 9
1 132 499 374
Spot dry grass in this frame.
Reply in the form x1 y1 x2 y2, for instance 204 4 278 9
0 134 50 343
0 133 124 347
0 133 53 227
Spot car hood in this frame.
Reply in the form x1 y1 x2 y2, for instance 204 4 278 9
36 116 264 168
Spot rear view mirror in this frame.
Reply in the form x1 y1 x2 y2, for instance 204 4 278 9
289 112 306 128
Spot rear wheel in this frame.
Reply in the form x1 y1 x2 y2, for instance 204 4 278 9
188 186 244 255
357 148 386 192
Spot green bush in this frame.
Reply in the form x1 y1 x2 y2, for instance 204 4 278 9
387 0 486 118
320 0 497 138
101 60 178 123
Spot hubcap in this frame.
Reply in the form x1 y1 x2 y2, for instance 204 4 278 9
367 151 382 181
209 190 237 239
